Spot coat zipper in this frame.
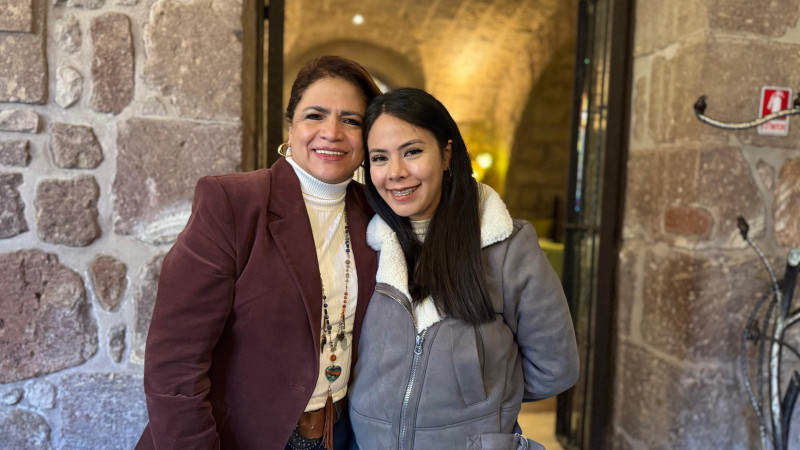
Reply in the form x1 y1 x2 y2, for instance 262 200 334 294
376 287 417 328
399 329 426 449
375 287 427 450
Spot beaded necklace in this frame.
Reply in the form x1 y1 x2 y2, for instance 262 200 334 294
320 213 350 383
317 212 350 450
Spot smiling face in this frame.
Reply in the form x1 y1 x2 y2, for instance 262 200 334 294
287 77 367 184
368 114 452 221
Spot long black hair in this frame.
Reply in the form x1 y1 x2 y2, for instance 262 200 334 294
363 88 494 325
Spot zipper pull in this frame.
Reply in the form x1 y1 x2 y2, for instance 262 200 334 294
414 334 425 355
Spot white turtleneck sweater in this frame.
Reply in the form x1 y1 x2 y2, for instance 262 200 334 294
410 219 430 242
286 157 359 411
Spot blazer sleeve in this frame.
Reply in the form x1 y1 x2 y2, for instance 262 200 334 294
142 176 237 449
501 221 579 401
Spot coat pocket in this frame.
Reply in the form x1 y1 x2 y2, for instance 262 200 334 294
450 323 487 405
465 433 545 450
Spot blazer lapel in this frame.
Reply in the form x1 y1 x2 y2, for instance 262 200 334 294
267 158 323 357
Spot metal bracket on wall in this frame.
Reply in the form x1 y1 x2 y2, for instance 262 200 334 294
693 93 800 129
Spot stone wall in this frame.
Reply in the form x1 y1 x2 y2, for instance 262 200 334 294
0 0 243 447
504 38 576 234
614 1 800 448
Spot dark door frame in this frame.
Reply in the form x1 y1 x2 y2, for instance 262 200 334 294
557 0 635 448
251 0 284 170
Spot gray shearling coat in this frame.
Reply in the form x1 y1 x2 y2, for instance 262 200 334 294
348 184 579 450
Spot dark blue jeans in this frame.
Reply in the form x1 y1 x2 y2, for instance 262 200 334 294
285 403 352 450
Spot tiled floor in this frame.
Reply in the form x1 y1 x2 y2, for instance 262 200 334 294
517 397 561 449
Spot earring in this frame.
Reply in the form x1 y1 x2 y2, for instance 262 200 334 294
278 143 292 157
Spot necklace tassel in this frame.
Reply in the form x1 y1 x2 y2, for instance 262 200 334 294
322 392 334 450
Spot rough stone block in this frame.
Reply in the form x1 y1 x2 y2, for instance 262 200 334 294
55 14 81 53
108 324 126 362
634 0 708 55
709 0 800 37
697 148 764 246
113 118 240 244
609 431 639 450
623 151 669 240
2 388 23 405
640 249 768 362
0 172 28 239
623 147 762 249
59 373 147 449
636 0 800 53
0 249 97 383
89 254 126 311
0 5 46 104
757 159 775 190
56 66 82 109
50 123 103 169
0 140 29 166
614 342 752 449
24 380 56 409
775 158 800 247
143 0 242 120
59 0 105 8
648 39 800 147
0 409 51 449
632 77 647 142
131 252 166 364
0 0 33 32
35 175 101 246
664 206 713 237
616 243 638 338
90 13 134 114
141 96 167 116
0 109 39 133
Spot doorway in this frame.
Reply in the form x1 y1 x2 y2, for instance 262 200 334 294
253 1 631 448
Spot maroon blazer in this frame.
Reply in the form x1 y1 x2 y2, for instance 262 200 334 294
136 158 377 449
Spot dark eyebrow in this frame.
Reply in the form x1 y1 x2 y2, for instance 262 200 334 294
301 106 363 118
398 139 425 150
301 106 328 114
369 139 426 154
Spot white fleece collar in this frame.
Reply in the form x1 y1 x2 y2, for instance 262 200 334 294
367 183 513 332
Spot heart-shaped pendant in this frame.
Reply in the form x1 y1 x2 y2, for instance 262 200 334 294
325 365 342 382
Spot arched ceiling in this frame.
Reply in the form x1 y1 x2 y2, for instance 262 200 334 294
281 0 576 190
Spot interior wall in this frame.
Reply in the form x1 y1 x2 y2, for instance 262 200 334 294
504 39 577 240
614 1 800 448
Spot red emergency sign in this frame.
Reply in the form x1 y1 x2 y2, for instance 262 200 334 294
757 86 792 136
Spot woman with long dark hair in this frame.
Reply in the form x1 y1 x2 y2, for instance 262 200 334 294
137 56 381 450
348 87 579 449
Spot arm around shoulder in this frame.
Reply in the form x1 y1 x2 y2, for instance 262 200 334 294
141 176 237 449
501 221 579 401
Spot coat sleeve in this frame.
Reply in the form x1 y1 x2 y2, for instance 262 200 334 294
141 176 237 449
501 221 579 401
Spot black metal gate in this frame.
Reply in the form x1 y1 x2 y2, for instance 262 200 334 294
556 0 634 448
